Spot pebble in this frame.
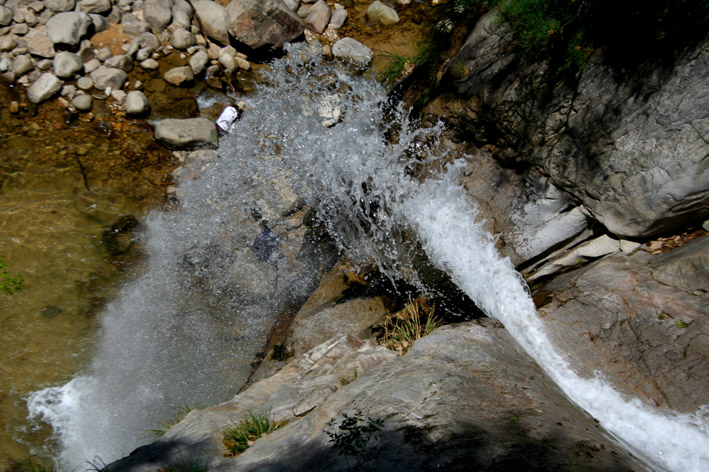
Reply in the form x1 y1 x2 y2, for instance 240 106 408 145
83 58 101 73
140 58 159 69
96 46 112 61
77 76 93 89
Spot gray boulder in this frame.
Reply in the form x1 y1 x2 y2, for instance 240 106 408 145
170 27 195 50
125 90 149 115
121 13 152 37
366 0 399 25
538 235 709 414
46 11 92 47
164 65 193 85
171 0 193 27
24 29 55 58
12 54 33 76
78 0 111 14
329 8 346 29
27 72 62 103
332 37 372 68
90 65 127 89
154 117 218 149
0 35 17 52
192 0 229 45
53 51 83 78
89 13 110 33
142 0 172 33
226 0 304 51
188 49 208 74
304 0 330 34
104 54 133 72
0 5 12 26
46 0 75 12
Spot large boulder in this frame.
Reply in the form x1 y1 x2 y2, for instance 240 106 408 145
226 0 304 51
426 11 709 238
90 66 127 90
154 117 218 149
192 0 229 45
53 51 83 78
27 72 63 103
142 0 172 33
537 235 709 413
46 11 92 47
105 324 637 471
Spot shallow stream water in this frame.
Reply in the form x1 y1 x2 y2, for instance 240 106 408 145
0 99 172 469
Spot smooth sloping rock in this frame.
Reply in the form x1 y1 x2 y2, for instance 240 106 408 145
332 37 372 67
46 11 92 47
366 0 399 25
125 90 149 115
27 72 63 103
142 0 172 33
304 0 330 34
192 0 229 45
90 65 127 89
154 117 217 149
53 51 83 78
105 324 637 471
226 0 305 51
537 235 709 413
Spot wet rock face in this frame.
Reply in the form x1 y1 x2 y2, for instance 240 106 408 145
427 10 709 239
105 324 637 472
226 0 305 51
537 235 709 413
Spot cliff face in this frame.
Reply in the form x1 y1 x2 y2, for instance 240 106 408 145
427 11 709 240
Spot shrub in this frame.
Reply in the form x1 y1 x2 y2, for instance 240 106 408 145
223 411 289 457
325 412 384 471
381 296 443 354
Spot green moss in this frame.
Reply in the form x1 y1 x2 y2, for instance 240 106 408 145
223 411 290 456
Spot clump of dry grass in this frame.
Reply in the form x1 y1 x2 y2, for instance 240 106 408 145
381 296 443 354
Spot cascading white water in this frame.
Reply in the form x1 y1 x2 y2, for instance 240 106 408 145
27 44 707 471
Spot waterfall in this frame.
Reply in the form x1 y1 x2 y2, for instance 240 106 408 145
27 44 707 471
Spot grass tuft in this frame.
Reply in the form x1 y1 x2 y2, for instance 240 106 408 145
381 296 443 354
223 411 290 457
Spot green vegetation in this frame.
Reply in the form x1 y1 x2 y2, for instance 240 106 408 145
675 320 690 328
148 404 196 437
381 297 443 354
435 0 709 70
223 410 290 457
0 256 23 295
325 412 384 471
